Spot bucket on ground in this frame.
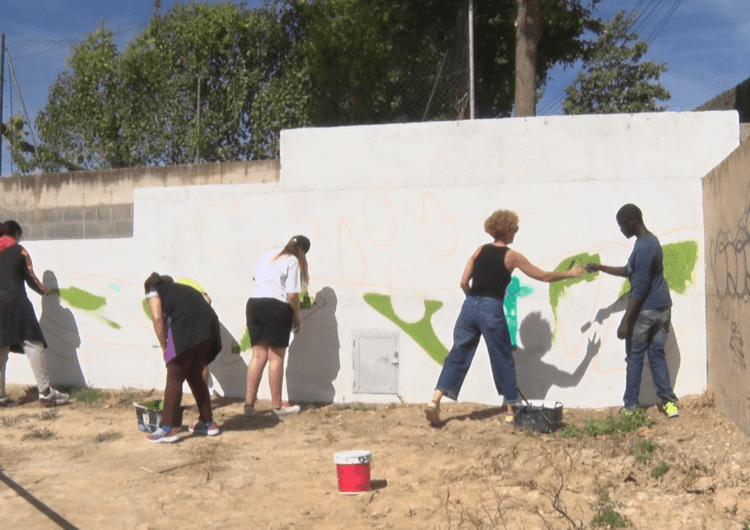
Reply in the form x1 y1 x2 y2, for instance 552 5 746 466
134 400 185 432
334 450 372 494
513 400 563 433
134 399 164 433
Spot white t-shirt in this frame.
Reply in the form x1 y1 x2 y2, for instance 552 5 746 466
251 248 301 303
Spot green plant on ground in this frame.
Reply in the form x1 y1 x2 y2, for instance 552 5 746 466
630 438 658 463
559 423 585 438
2 415 19 427
71 387 110 405
22 428 55 441
651 461 671 479
726 504 738 516
332 403 374 412
115 389 154 408
561 409 651 438
2 413 33 427
39 409 59 421
592 488 630 528
689 458 708 473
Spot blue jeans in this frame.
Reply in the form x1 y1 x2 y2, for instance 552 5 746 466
436 296 519 403
623 307 677 409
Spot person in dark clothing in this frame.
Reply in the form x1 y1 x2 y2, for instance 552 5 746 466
0 221 69 407
585 204 679 418
144 273 222 443
425 210 584 425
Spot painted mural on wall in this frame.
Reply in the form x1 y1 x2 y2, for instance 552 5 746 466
363 242 698 368
24 188 703 405
15 109 732 405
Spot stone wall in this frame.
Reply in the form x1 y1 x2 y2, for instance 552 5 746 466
703 139 750 437
697 76 750 124
0 160 279 240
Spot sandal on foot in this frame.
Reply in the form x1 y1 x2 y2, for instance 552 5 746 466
425 402 440 425
505 413 514 426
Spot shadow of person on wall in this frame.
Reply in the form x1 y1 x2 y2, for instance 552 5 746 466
206 323 248 399
582 294 682 407
286 287 340 403
513 312 600 401
38 270 86 387
635 322 682 407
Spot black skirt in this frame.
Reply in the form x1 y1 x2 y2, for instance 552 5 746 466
245 297 294 348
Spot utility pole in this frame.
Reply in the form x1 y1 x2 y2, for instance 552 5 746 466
1 33 5 176
468 0 475 119
6 49 37 152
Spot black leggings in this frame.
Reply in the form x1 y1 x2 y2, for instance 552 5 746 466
162 339 212 427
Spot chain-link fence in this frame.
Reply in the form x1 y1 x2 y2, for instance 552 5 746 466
1 3 473 176
395 3 471 123
1 22 146 176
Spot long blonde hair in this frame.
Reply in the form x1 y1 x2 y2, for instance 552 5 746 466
276 236 309 288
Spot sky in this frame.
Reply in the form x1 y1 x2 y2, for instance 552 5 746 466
1 0 749 176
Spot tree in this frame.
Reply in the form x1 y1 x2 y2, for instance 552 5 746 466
16 0 605 174
3 115 84 172
514 0 601 117
22 2 296 172
562 10 671 115
116 2 292 164
286 0 602 121
34 26 125 171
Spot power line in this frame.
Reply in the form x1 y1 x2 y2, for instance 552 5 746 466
646 0 682 44
10 21 147 61
538 1 679 116
630 0 666 36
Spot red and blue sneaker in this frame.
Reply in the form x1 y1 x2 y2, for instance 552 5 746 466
147 426 179 443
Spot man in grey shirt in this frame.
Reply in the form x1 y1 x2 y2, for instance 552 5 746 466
586 204 679 418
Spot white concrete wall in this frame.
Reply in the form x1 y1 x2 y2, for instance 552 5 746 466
6 112 739 408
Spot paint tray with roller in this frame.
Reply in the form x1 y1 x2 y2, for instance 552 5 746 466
512 399 564 433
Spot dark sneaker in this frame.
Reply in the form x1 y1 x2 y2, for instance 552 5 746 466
39 388 70 407
663 402 680 418
188 421 220 436
147 427 179 443
244 404 256 417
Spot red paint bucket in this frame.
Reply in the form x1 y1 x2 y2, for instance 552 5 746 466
334 450 372 494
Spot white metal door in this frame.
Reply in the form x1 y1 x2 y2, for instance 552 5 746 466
353 330 399 394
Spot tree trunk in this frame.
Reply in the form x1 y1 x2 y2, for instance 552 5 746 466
514 0 550 117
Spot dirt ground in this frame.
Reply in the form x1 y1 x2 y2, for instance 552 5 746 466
1 386 750 530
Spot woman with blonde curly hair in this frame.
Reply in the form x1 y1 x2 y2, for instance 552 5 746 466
425 210 584 426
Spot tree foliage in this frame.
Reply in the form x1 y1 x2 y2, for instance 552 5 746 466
287 0 601 122
563 9 670 115
513 0 602 116
10 0 605 173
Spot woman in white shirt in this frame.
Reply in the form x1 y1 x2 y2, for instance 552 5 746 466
245 235 310 418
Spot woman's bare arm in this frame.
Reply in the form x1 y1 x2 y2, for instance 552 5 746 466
505 249 584 283
147 296 168 358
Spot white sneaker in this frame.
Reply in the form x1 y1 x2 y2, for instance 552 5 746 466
272 404 300 418
39 388 70 407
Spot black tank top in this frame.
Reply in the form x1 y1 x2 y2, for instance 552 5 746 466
468 245 512 300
